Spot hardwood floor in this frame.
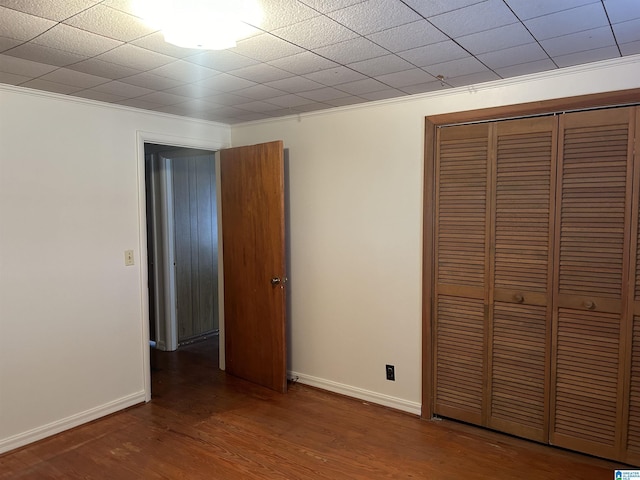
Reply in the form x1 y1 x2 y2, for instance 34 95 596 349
0 337 626 479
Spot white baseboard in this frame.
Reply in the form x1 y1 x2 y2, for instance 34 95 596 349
0 391 146 455
288 371 421 416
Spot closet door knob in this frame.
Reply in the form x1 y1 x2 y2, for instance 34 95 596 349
514 294 525 303
584 300 596 310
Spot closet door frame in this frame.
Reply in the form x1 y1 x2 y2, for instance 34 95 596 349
423 88 640 421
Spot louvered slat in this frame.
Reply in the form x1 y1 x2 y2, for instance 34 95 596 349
489 118 555 442
435 295 484 422
434 124 488 425
554 309 619 446
436 126 488 288
628 317 640 454
551 108 633 460
558 121 629 298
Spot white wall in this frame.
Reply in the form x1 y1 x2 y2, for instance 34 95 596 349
0 86 230 453
231 55 640 415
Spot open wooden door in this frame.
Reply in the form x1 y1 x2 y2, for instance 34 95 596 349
219 141 287 393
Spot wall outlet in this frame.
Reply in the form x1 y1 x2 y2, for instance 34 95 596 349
386 364 395 381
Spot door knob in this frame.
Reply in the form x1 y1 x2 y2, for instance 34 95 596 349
271 277 281 286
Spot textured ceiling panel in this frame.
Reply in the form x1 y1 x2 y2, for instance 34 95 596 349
0 0 638 124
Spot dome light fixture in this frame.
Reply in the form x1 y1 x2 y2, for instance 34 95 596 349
134 0 263 50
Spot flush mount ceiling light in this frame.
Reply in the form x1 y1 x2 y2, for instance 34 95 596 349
134 0 263 50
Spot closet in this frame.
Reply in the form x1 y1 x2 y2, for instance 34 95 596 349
430 105 640 464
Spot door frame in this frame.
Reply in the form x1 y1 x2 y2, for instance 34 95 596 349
136 131 228 402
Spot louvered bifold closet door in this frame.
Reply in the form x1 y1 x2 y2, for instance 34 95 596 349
488 117 557 442
625 107 640 465
433 123 490 425
550 107 635 460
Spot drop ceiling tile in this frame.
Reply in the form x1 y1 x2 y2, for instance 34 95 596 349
131 32 204 59
21 78 81 94
258 0 320 31
298 87 351 101
445 70 501 87
375 68 437 88
541 26 616 57
299 0 367 13
91 80 155 98
202 92 253 105
31 24 123 57
264 76 325 93
401 0 486 17
267 94 316 108
233 84 287 100
423 56 489 79
303 66 367 86
63 5 156 42
232 34 304 62
0 54 57 77
233 112 272 122
235 100 282 113
162 84 219 99
0 71 30 84
553 45 621 67
400 81 448 94
4 43 88 67
525 3 609 41
429 0 519 37
398 40 469 67
153 104 194 116
0 0 98 21
185 50 259 71
150 60 219 82
0 7 56 41
348 54 414 76
173 99 222 113
366 20 448 53
505 0 598 20
118 72 183 90
457 22 534 55
325 96 367 107
0 37 21 53
116 98 165 110
194 73 257 92
621 40 640 55
100 0 140 16
314 37 388 64
359 88 407 101
335 77 388 94
39 68 110 88
477 43 549 69
74 89 127 103
613 18 640 44
67 58 142 79
209 105 258 117
294 102 332 112
604 0 640 23
268 52 338 75
228 63 294 83
96 44 175 71
327 0 421 35
134 91 190 106
494 58 558 78
271 15 359 50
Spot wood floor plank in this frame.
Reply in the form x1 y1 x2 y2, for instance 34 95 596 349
0 337 626 479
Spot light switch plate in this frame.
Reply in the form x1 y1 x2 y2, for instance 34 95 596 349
124 249 134 266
